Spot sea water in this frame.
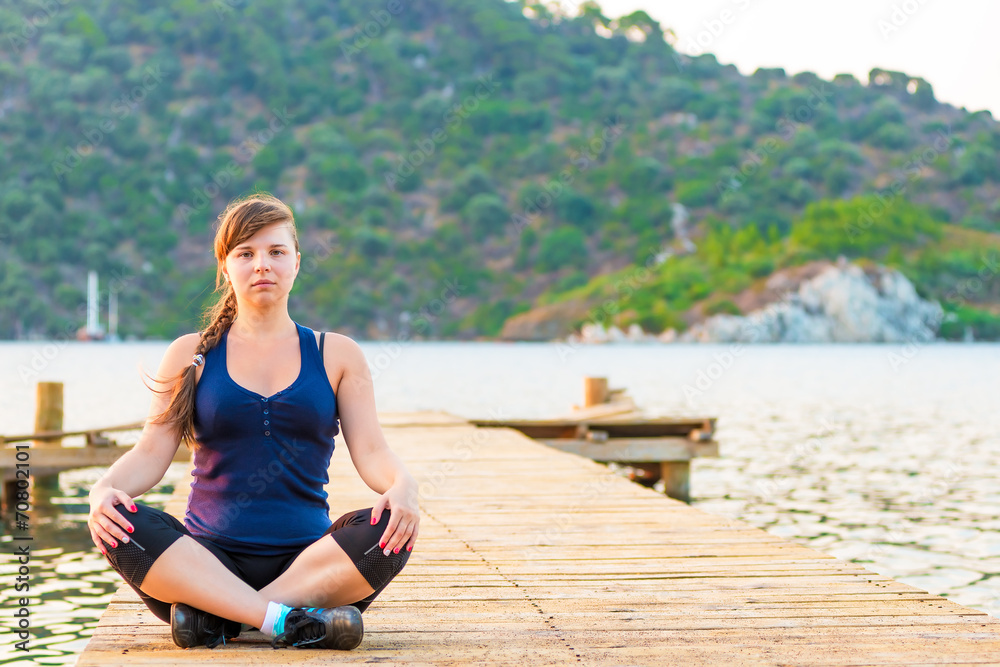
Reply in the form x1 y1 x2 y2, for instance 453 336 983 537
1 340 998 664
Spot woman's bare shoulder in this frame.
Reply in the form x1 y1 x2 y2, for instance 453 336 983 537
315 331 366 392
327 332 368 360
155 333 203 380
166 332 202 356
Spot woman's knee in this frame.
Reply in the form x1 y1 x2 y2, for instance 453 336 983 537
328 507 374 532
328 508 411 592
107 502 169 539
102 503 188 588
103 533 159 588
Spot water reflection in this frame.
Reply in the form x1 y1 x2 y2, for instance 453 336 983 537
0 465 185 666
688 401 1000 619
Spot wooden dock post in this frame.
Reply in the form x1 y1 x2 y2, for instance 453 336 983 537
0 436 14 517
660 460 690 503
34 381 65 447
32 381 63 504
582 376 609 407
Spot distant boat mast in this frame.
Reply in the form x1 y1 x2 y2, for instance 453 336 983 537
86 270 100 337
79 270 107 341
108 288 118 340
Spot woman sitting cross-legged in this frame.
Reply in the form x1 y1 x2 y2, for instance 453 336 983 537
87 193 419 650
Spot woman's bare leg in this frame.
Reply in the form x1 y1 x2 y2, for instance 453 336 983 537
136 533 373 629
136 535 268 628
258 537 375 608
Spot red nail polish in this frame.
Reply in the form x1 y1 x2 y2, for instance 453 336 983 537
131 505 137 512
127 526 133 533
407 545 412 552
379 541 385 548
111 541 117 548
393 547 400 554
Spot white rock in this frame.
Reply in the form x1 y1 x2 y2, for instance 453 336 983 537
626 323 647 341
680 264 942 343
606 325 627 342
579 322 608 343
658 328 677 343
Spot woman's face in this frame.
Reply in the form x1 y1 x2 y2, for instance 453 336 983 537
222 222 300 306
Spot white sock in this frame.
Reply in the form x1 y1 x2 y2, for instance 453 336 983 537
260 601 293 637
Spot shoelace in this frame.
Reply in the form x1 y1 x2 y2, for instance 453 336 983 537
202 615 237 649
271 612 324 648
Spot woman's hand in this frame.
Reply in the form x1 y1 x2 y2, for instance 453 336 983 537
88 486 138 555
371 476 419 556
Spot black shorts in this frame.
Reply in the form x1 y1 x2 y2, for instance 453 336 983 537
101 502 409 623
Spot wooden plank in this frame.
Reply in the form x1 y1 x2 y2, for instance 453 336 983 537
468 415 716 439
538 436 718 461
557 396 638 420
2 421 144 443
0 444 190 470
376 411 472 427
79 413 1000 666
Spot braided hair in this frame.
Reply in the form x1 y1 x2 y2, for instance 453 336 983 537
151 193 298 449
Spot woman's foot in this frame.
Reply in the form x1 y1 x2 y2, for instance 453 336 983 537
170 603 242 649
270 605 363 650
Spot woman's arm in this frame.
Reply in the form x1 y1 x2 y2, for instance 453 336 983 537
87 333 199 551
331 335 419 555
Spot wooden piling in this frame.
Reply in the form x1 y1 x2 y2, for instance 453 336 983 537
34 381 64 447
582 376 609 407
660 460 690 503
0 435 15 517
33 381 64 502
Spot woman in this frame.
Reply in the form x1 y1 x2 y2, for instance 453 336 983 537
87 193 419 650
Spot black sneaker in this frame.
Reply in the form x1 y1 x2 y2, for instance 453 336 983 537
270 605 363 650
170 602 242 649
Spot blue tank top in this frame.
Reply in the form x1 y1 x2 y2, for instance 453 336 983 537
185 321 340 554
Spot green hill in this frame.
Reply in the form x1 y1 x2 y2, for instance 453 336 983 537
1 0 998 340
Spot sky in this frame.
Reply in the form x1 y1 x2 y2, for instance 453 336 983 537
584 0 1000 118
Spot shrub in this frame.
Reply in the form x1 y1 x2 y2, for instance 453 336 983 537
463 194 509 237
537 226 587 271
704 298 741 316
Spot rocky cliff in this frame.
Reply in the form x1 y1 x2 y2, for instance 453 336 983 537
680 261 942 343
564 261 944 344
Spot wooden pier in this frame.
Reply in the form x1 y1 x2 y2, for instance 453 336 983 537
78 411 1000 665
2 377 714 507
0 382 188 512
472 376 720 503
